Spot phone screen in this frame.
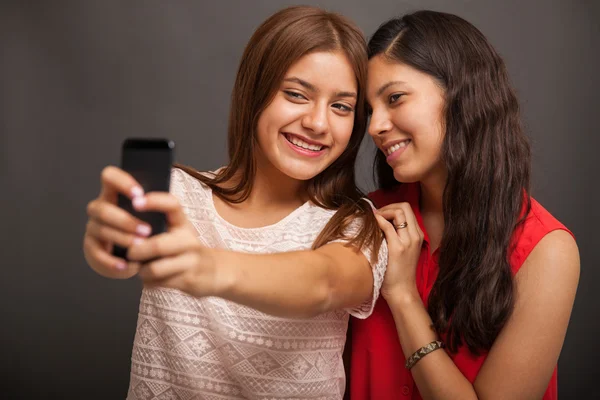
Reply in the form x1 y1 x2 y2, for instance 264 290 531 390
113 138 175 259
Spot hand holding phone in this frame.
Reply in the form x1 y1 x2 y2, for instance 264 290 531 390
112 138 175 259
83 138 176 278
83 138 219 296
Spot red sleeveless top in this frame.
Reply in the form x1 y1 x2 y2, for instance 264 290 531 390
350 182 573 400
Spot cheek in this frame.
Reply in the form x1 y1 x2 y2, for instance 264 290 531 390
390 105 422 134
257 97 300 135
394 104 444 146
331 117 355 146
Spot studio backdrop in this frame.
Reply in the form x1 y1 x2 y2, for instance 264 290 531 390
1 0 598 398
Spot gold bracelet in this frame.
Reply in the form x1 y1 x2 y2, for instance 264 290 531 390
405 340 445 370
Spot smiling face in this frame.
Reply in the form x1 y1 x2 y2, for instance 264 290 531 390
367 55 446 184
254 50 358 182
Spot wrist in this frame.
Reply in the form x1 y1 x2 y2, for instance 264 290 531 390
382 285 422 310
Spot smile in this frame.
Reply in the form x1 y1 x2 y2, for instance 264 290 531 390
386 140 411 156
284 133 325 152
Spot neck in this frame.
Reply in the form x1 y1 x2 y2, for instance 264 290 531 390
249 164 307 208
419 167 447 215
418 167 447 253
228 154 308 211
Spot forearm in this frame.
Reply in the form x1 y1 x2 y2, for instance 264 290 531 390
387 292 478 400
213 248 336 318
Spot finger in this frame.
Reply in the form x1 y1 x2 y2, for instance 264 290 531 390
99 166 144 201
86 219 144 249
138 253 190 283
377 203 407 214
83 235 141 278
376 208 407 221
127 230 196 262
375 214 402 248
377 208 408 229
87 199 152 236
390 209 412 246
395 203 422 242
377 204 420 243
132 192 188 227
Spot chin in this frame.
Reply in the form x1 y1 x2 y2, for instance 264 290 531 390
393 168 422 184
283 167 323 181
278 161 328 181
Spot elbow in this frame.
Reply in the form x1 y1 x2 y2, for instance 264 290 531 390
291 276 334 319
309 280 336 318
303 253 338 318
276 284 331 319
290 290 332 319
307 250 373 318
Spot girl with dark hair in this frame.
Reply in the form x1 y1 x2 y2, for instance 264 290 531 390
82 6 387 399
350 10 579 400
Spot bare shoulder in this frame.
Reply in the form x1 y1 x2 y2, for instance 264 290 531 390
475 230 579 398
512 229 580 325
517 229 580 288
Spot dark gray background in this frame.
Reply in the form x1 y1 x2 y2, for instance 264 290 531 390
1 1 597 398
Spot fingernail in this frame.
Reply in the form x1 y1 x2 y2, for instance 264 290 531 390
116 261 127 271
132 237 144 246
136 225 151 236
132 196 146 209
131 186 144 198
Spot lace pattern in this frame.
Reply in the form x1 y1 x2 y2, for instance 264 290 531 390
126 168 387 400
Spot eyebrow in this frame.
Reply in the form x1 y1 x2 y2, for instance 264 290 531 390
283 77 357 99
335 91 357 99
376 81 407 96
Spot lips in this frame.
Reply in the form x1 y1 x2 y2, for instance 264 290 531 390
384 139 411 156
284 133 327 152
382 139 412 163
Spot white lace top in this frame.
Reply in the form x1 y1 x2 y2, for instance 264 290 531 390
126 168 387 400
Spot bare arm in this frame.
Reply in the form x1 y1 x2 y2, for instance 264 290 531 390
474 230 579 398
209 243 375 318
384 229 579 400
123 192 379 318
84 167 380 318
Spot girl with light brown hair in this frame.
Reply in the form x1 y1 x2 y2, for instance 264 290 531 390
82 6 386 400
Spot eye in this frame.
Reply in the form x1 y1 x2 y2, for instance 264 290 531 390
388 93 404 104
284 90 307 100
332 103 354 113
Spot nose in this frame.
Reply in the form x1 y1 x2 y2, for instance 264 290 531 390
301 103 329 135
367 107 393 138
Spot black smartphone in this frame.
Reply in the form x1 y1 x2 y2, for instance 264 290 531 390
112 138 175 260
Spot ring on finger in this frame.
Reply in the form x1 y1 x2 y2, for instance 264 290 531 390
395 221 408 230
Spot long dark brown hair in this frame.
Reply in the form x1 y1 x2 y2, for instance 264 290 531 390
177 6 382 255
369 11 531 354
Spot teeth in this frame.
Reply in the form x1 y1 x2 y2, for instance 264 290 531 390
288 135 323 151
386 140 410 156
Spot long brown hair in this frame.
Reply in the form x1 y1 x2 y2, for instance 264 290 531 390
369 11 531 353
177 6 382 255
